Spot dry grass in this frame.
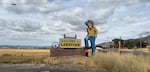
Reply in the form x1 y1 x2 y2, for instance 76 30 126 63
135 48 150 52
0 49 50 64
93 52 150 72
122 48 150 53
0 48 150 72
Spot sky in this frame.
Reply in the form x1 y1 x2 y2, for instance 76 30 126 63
0 0 150 46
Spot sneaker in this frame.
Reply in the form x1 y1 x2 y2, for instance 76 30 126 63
85 57 88 58
91 52 95 56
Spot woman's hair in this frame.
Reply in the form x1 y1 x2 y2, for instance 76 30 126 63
85 20 94 26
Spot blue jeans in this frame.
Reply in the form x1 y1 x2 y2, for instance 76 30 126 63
84 37 96 55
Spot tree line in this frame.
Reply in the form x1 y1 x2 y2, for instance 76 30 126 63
112 39 147 49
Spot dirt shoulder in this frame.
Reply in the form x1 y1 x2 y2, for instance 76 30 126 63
0 64 106 72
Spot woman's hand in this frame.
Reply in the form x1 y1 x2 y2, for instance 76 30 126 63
85 36 88 40
95 35 97 38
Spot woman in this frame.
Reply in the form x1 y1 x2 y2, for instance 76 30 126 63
84 20 98 56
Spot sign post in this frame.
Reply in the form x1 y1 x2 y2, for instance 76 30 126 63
118 41 121 59
50 34 83 57
59 38 81 48
118 37 122 59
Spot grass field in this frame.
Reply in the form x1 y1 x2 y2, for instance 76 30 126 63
0 49 50 64
122 48 150 53
0 48 150 72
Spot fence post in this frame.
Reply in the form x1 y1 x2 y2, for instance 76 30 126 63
118 41 121 59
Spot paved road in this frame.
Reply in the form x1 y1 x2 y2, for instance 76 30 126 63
0 64 105 72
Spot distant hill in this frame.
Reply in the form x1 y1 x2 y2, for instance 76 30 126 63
97 35 150 48
127 35 150 46
140 35 150 45
0 45 51 49
96 42 114 48
1 35 150 49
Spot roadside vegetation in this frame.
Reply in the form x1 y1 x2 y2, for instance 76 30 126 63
0 49 150 72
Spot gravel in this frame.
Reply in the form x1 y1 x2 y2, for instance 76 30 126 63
0 64 106 72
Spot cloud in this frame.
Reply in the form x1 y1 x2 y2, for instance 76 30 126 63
53 7 83 24
51 7 113 33
0 17 62 46
92 8 114 26
51 7 87 32
0 0 150 46
0 19 6 30
110 4 150 25
0 18 42 32
87 0 150 7
0 14 77 39
9 20 42 32
1 0 60 13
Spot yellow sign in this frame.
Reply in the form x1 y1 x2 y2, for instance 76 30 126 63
59 38 81 48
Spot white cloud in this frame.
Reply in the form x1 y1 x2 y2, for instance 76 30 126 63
87 0 149 7
92 8 114 25
110 4 150 25
0 0 150 46
1 0 60 13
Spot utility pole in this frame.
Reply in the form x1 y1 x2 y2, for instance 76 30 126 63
118 36 121 59
140 34 142 48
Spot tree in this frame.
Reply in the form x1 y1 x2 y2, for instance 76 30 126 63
124 40 135 49
112 39 124 48
124 39 148 49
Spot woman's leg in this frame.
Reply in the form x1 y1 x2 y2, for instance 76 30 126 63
90 37 96 55
84 38 89 48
